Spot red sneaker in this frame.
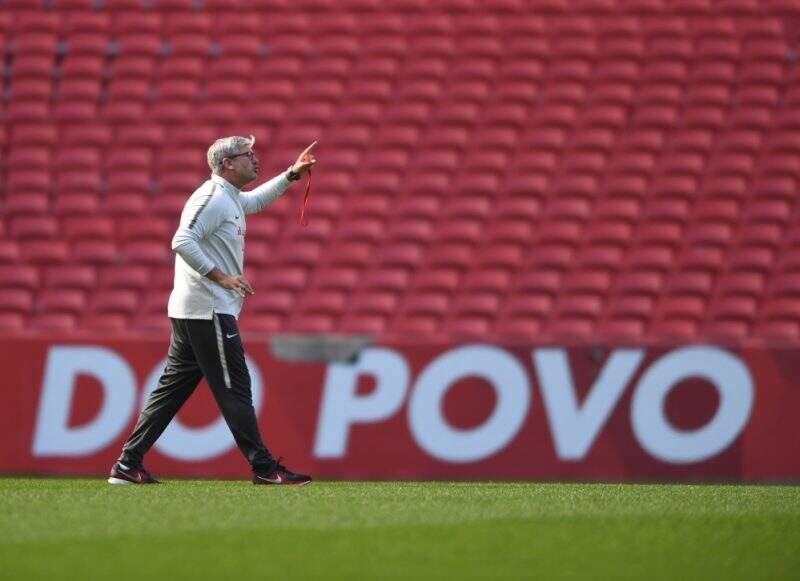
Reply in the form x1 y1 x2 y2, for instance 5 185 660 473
107 462 160 485
252 459 312 486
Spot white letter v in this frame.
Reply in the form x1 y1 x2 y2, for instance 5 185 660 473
533 348 644 461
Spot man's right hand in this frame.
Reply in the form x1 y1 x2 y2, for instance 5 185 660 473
206 268 254 296
220 274 254 297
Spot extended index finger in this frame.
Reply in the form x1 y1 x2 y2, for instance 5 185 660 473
301 141 318 156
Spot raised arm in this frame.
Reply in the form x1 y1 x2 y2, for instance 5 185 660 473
240 142 318 215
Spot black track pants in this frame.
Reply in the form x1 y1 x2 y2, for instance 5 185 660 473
118 314 275 473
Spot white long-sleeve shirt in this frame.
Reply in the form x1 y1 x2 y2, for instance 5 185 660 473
168 172 292 320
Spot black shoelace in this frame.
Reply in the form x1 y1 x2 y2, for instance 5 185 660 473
274 456 289 474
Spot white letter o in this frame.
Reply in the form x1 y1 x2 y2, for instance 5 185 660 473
631 346 753 464
409 345 530 463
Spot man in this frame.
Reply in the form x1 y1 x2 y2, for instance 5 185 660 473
108 135 317 486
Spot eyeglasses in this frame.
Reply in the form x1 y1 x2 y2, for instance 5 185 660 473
227 150 257 161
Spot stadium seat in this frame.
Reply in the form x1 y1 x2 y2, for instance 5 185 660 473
137 290 169 316
9 216 59 241
285 313 336 333
120 240 172 266
242 290 294 318
20 241 70 265
54 194 101 218
254 265 308 292
53 101 98 123
0 1 798 345
87 289 140 317
503 292 553 323
116 217 171 243
72 241 119 266
98 266 151 293
339 313 388 334
236 312 285 333
43 266 97 292
0 288 34 316
0 241 20 264
78 313 130 333
28 312 77 333
130 314 172 333
38 289 87 317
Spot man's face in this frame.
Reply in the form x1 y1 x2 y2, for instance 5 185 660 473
226 148 259 185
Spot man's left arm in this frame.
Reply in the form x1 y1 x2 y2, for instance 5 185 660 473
240 141 318 215
239 171 293 215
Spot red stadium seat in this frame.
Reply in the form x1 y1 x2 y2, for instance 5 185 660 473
0 265 38 294
244 290 295 317
101 193 147 216
9 80 52 103
62 56 104 80
12 55 52 79
514 268 564 297
339 314 388 334
79 313 129 333
285 314 336 333
398 292 449 319
55 147 101 172
54 194 101 217
116 217 171 243
72 241 119 266
0 241 20 264
44 265 97 292
57 170 101 196
19 240 69 265
87 290 140 316
97 266 151 292
39 289 87 316
347 291 398 317
29 313 78 333
119 241 170 266
0 309 24 332
296 289 348 317
159 56 204 81
504 293 553 323
9 216 59 240
62 11 111 34
65 33 109 57
14 32 58 56
0 1 797 344
130 314 171 333
309 268 357 293
130 288 165 316
0 287 34 317
369 239 419 267
523 243 573 272
409 269 458 294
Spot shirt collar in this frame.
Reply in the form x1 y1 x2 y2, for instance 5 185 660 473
210 174 240 195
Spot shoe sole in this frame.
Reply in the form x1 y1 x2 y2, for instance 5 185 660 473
253 480 312 486
107 477 158 485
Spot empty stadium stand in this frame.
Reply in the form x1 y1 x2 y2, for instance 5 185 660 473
1 0 799 344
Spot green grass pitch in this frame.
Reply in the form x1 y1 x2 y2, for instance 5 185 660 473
1 478 797 580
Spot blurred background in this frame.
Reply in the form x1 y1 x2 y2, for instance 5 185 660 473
0 0 800 480
2 5 799 579
0 0 799 482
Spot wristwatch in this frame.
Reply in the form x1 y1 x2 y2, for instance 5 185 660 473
286 167 301 181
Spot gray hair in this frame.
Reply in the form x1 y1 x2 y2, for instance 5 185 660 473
207 134 255 174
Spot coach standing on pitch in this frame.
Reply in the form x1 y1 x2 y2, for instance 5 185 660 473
108 135 317 486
